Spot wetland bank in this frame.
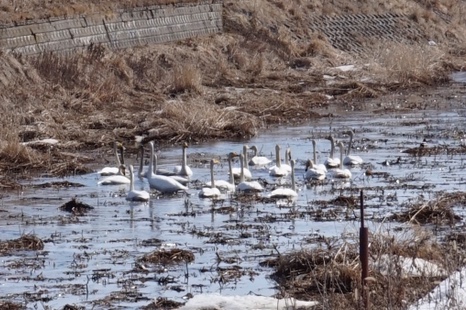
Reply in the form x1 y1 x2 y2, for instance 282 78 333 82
2 0 466 309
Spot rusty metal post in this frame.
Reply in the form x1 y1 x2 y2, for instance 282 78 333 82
360 190 369 309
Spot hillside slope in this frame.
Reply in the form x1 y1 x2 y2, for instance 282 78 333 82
0 0 464 180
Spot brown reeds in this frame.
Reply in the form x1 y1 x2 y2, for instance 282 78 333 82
389 192 464 225
0 234 44 253
262 224 463 309
139 248 194 265
0 0 464 180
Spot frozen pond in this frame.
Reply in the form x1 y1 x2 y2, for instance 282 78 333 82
2 90 466 309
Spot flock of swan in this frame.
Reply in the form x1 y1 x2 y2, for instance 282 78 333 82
96 131 365 203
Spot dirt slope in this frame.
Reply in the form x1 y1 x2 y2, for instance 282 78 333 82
0 0 465 182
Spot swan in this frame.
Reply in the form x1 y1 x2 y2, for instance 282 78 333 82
138 144 180 178
269 159 298 199
97 142 124 176
199 159 222 198
282 148 292 173
324 135 341 169
332 142 352 179
153 153 190 185
343 130 364 166
173 142 193 178
236 153 263 193
206 152 237 192
304 159 326 181
98 165 130 185
126 165 150 202
248 145 272 167
311 139 327 172
269 145 289 177
147 141 189 194
232 145 252 180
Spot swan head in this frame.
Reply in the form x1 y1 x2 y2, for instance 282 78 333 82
119 164 127 176
337 141 345 152
275 144 281 152
250 145 258 155
311 139 316 148
305 159 315 171
286 148 292 160
228 152 239 160
343 130 355 139
183 142 189 149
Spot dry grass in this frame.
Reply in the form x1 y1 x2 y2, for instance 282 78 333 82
389 192 464 225
0 0 464 181
261 224 464 309
139 248 195 265
0 234 44 254
361 41 451 87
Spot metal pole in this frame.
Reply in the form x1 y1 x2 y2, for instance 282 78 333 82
360 189 369 309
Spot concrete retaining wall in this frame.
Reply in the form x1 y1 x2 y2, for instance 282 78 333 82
0 2 223 55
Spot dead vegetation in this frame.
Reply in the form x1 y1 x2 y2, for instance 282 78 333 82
0 0 464 182
139 248 195 265
0 234 44 254
0 301 24 310
59 198 94 215
261 225 463 309
389 191 464 225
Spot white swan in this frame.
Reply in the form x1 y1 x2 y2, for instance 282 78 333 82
173 142 193 178
248 145 272 167
269 145 289 177
269 159 298 199
98 165 130 185
305 159 326 181
232 145 252 180
206 152 237 192
236 153 263 193
126 165 150 202
324 135 341 169
311 139 327 172
343 130 364 166
147 141 188 194
282 148 292 173
199 159 222 198
97 142 124 176
153 153 190 185
332 142 352 179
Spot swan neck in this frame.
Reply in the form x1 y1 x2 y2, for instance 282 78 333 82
114 142 121 166
291 162 296 191
148 142 154 178
313 141 317 163
129 166 135 191
340 145 344 169
239 154 245 183
181 146 187 174
210 160 215 188
243 146 248 167
139 146 144 176
275 146 281 167
228 156 235 189
347 134 353 156
330 137 335 158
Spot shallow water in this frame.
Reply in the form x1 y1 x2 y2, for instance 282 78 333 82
2 88 466 309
